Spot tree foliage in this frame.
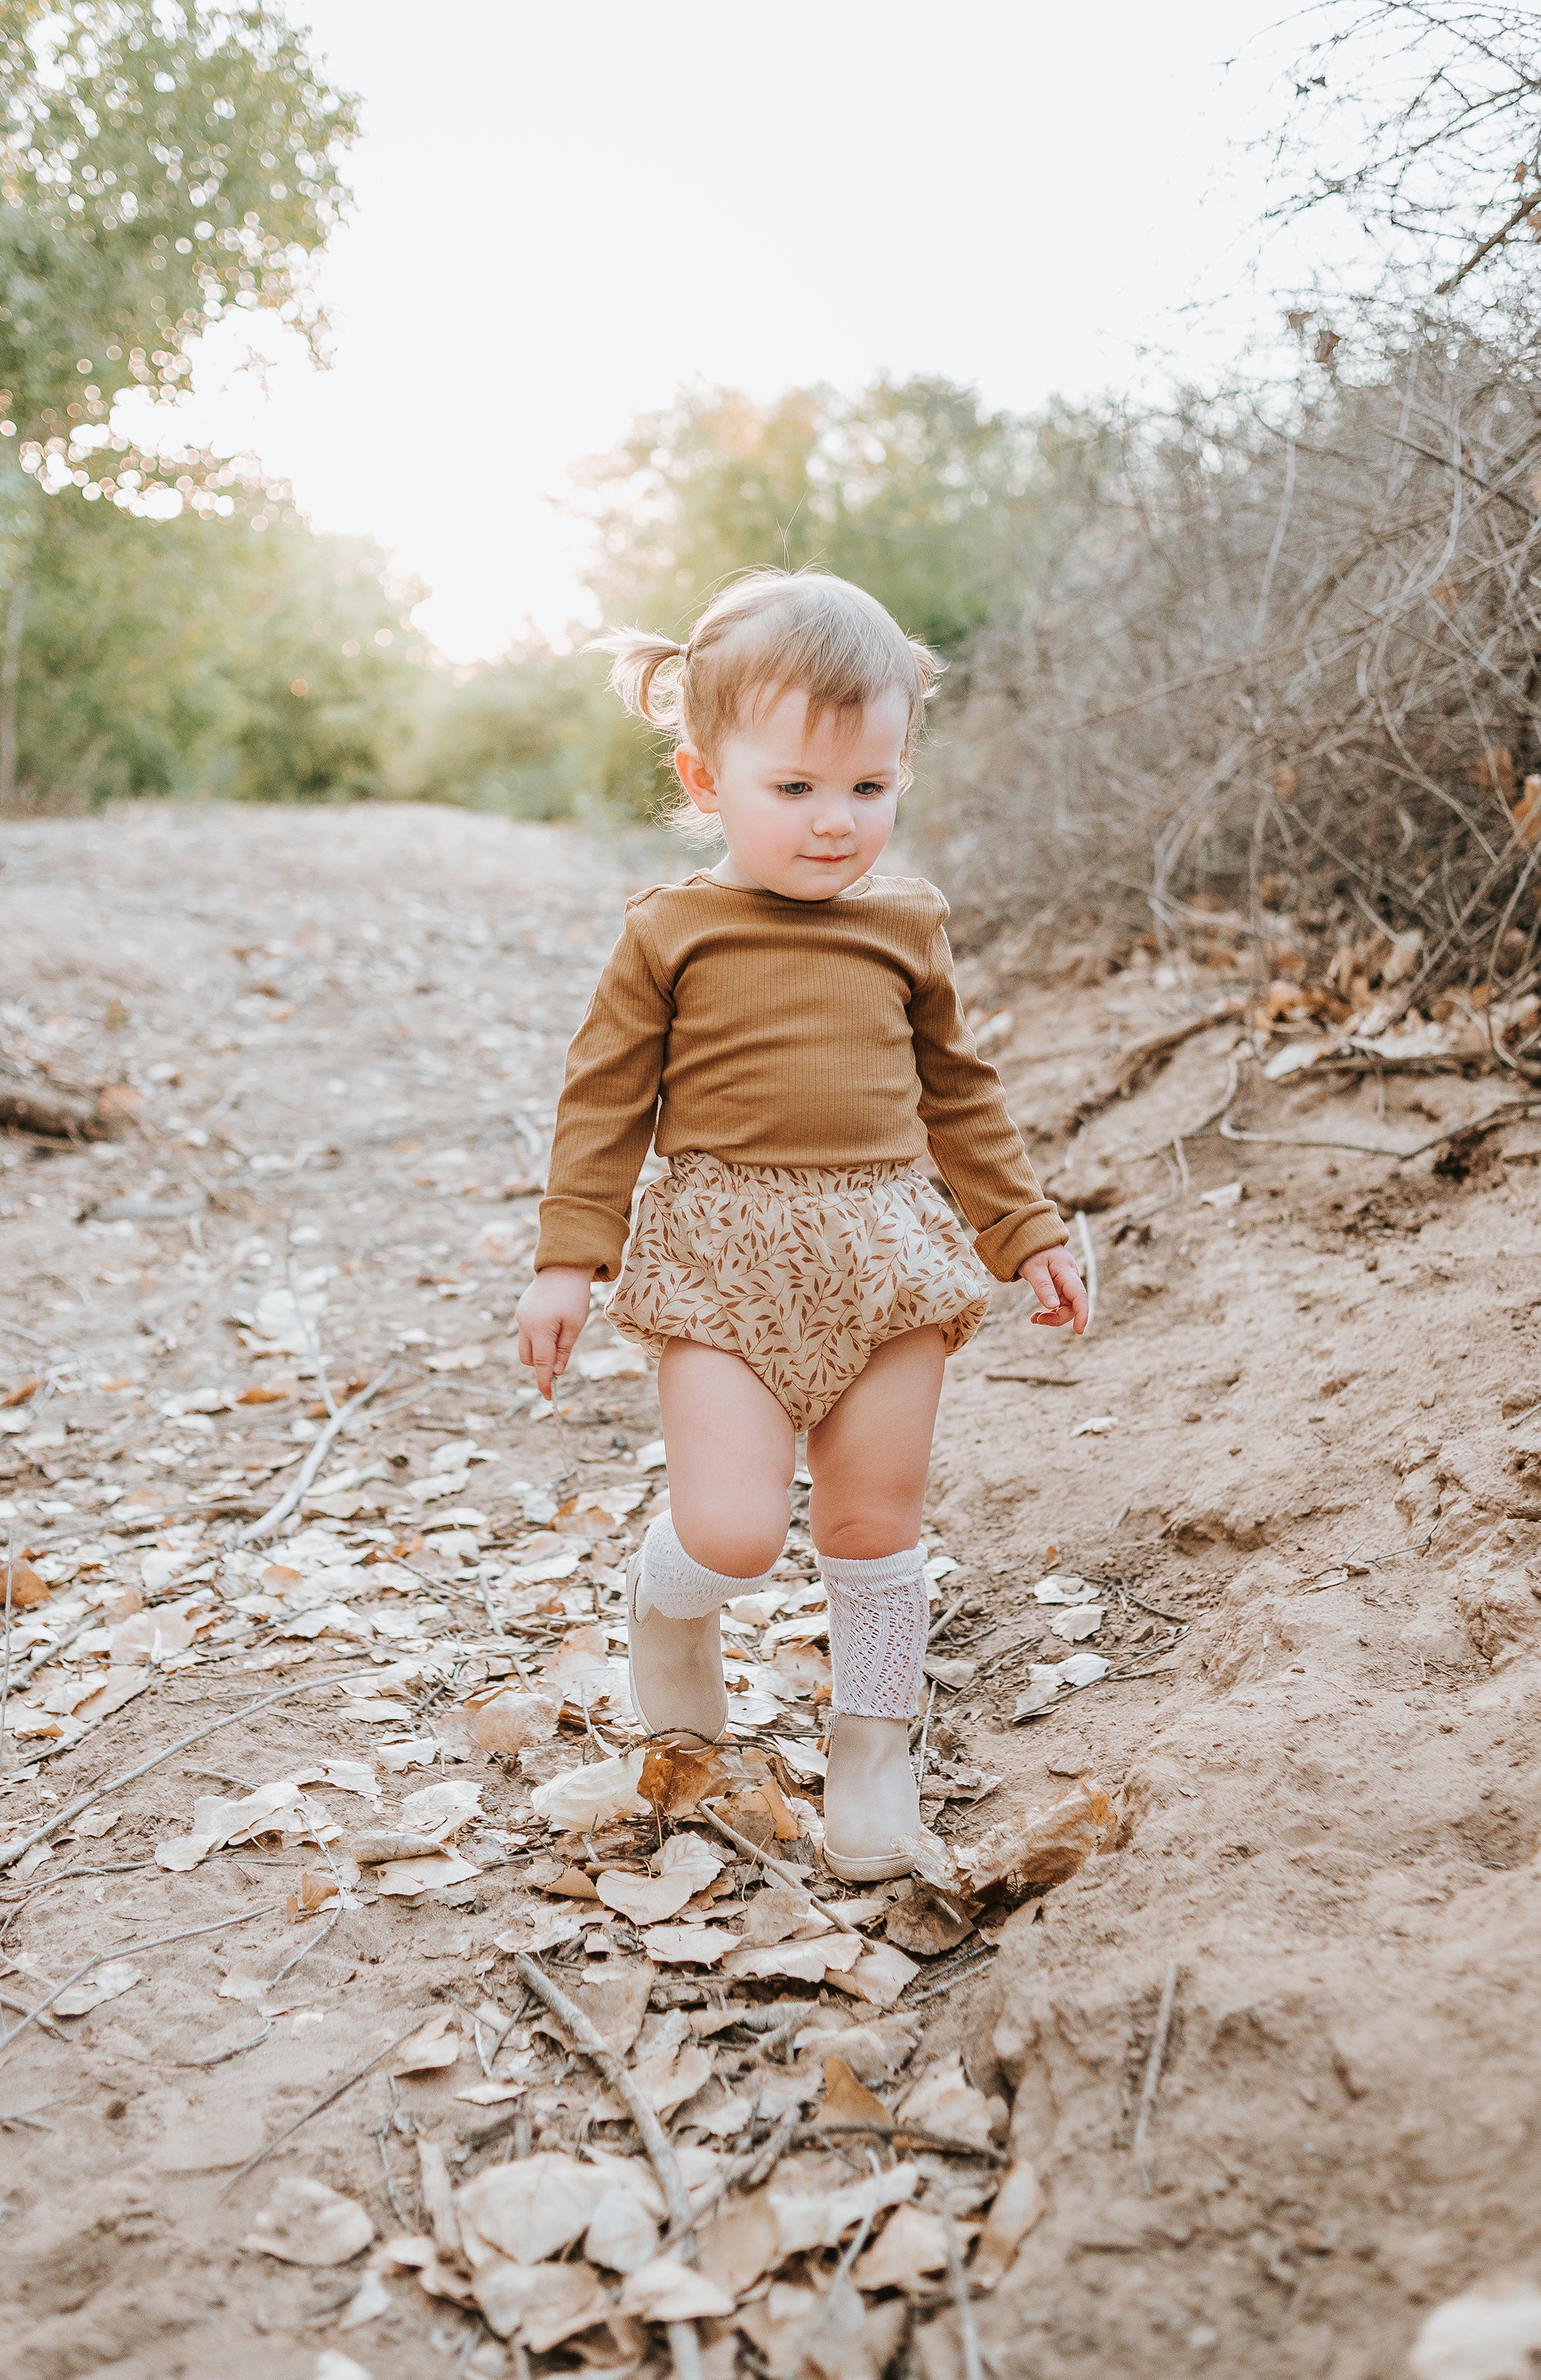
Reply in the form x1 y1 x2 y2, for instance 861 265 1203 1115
13 495 426 805
0 1 355 468
572 375 1076 656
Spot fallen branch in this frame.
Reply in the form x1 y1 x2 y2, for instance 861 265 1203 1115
240 1368 396 1542
217 2010 430 2195
1133 1959 1180 2194
700 1805 864 1939
792 2120 1007 2164
1071 1002 1247 1126
942 2200 986 2380
515 1952 703 2380
1217 1094 1541 1166
0 1670 359 1871
0 1899 280 2055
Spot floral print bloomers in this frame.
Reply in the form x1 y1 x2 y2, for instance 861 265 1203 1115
605 1150 992 1431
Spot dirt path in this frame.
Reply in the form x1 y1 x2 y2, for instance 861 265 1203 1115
2 805 1539 2380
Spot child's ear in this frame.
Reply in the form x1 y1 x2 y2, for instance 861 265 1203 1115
674 744 718 814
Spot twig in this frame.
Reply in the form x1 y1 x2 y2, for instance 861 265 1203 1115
173 2019 271 2068
217 2012 430 2195
1218 1096 1541 1165
915 1679 937 1786
899 1948 999 2008
927 1593 970 1645
515 1953 703 2380
793 2119 1006 2164
1 1522 14 1761
700 1806 864 1937
943 2201 986 2380
240 1368 396 1542
286 1252 337 1420
1133 1959 1180 2194
0 1670 360 1871
1076 1210 1098 1327
0 1900 280 2054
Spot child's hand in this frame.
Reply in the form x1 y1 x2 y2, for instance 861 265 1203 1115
515 1266 594 1398
1019 1247 1089 1333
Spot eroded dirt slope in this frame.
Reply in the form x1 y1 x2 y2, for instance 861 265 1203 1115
1 805 1539 2380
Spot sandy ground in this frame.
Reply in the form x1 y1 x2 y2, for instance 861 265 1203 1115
2 804 1539 2380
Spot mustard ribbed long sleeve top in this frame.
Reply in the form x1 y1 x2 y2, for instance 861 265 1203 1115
535 871 1066 1283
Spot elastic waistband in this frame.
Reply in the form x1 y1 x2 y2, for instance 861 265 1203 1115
666 1150 927 1195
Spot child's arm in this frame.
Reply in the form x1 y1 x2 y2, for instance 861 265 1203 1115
515 913 672 1397
533 911 673 1283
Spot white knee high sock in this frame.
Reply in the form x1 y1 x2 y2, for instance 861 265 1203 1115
640 1516 777 1619
818 1544 928 1720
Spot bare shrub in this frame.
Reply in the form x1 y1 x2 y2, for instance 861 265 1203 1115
932 314 1541 1066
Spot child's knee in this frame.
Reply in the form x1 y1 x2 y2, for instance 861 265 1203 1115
814 1507 920 1563
673 1502 787 1580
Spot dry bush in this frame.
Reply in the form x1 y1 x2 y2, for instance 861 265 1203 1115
932 314 1541 1067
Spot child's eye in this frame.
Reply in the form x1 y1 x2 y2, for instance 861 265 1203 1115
774 780 813 797
853 780 890 797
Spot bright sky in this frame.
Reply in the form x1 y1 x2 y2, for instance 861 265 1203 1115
165 0 1318 660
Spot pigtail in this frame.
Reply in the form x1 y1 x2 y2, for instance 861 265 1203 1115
592 626 690 732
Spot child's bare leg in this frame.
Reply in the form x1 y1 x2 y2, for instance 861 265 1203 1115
807 1327 945 1878
626 1339 794 1738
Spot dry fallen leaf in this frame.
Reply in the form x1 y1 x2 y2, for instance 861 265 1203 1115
595 1869 697 1925
830 1941 920 2010
818 2053 892 2128
529 1750 648 1831
639 1922 738 1969
895 2053 996 2150
472 1689 559 1757
399 1779 482 1838
5 1557 52 1610
70 1808 123 1839
467 2257 613 2351
547 1962 655 2060
768 2161 919 2259
53 1958 142 2017
639 1739 736 1817
696 2190 785 2298
242 2175 374 2267
754 2277 905 2380
392 2010 461 2075
285 1871 339 1920
851 2202 969 2291
970 2158 1045 2287
455 2152 614 2264
905 1779 1115 1906
583 2187 660 2274
618 2254 734 2323
374 1850 480 1899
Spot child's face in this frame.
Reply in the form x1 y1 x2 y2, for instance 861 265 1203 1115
676 685 908 901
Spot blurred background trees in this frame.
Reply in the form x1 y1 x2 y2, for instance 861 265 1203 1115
8 0 1541 1039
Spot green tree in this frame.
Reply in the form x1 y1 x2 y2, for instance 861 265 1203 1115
0 1 357 801
572 374 1067 656
13 494 426 806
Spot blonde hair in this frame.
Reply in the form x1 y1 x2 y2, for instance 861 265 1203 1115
594 570 942 831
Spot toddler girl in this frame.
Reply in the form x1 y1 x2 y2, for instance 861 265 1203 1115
515 570 1087 1879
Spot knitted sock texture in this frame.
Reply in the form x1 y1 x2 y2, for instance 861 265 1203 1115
818 1544 928 1720
640 1516 777 1620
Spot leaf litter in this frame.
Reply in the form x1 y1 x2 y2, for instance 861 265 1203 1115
0 808 1214 2378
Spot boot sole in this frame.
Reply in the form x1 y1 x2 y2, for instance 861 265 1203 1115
823 1841 916 1883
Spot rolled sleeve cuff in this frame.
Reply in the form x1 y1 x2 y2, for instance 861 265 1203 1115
534 1196 626 1283
972 1203 1069 1282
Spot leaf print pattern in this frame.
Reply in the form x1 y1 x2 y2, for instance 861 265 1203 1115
605 1152 992 1431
